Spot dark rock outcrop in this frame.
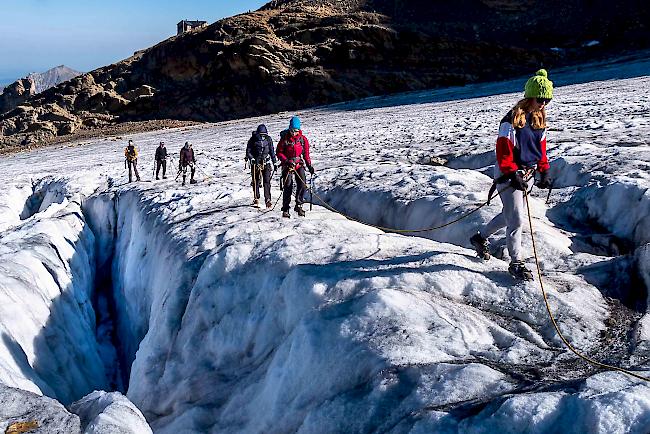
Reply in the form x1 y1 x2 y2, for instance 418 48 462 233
1 0 649 147
0 78 36 115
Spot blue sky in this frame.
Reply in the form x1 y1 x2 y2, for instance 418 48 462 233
0 0 267 84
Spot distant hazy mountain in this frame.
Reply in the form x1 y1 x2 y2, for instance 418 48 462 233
27 65 82 94
0 66 81 96
27 65 82 93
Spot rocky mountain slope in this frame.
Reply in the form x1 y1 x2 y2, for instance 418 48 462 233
0 66 81 116
0 0 648 148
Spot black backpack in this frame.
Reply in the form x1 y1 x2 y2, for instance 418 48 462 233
251 133 270 161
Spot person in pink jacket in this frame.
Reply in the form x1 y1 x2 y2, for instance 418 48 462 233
276 116 314 218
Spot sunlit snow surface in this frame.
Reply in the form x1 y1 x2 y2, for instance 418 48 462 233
0 58 649 432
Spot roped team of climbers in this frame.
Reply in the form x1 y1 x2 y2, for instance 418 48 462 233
121 70 553 281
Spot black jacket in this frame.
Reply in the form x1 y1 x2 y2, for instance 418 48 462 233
155 145 168 161
246 132 276 164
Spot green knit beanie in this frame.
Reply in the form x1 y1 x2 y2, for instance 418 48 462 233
524 69 553 99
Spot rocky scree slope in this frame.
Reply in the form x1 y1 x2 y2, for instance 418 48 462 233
1 0 648 148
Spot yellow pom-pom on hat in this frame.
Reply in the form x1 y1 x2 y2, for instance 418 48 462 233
524 69 553 99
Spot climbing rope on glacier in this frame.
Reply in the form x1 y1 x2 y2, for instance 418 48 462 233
525 192 650 382
293 168 512 233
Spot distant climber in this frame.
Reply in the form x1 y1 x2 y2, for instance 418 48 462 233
470 69 554 281
179 141 197 186
276 116 314 218
155 141 168 180
246 124 277 208
124 139 141 182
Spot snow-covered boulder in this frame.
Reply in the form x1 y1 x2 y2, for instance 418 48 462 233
69 391 152 434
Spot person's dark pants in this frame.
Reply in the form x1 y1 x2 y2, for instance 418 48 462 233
251 164 272 203
281 166 306 212
127 160 140 182
156 159 167 178
180 163 195 184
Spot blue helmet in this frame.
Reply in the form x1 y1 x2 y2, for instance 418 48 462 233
256 124 268 134
289 116 301 130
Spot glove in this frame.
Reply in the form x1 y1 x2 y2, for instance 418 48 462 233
509 171 528 191
307 165 315 175
535 170 552 189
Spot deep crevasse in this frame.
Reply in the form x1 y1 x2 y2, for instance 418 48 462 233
93 179 649 433
0 178 151 433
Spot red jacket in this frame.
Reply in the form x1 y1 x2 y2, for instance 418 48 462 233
276 130 312 169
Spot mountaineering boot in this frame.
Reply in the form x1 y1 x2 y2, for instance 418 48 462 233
163 175 167 179
253 198 259 207
470 233 491 260
182 176 186 186
294 204 305 217
190 178 197 184
156 176 159 180
282 211 290 218
266 201 272 209
508 261 534 281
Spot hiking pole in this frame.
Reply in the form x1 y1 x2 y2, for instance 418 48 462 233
541 173 555 205
309 174 314 211
153 160 156 178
